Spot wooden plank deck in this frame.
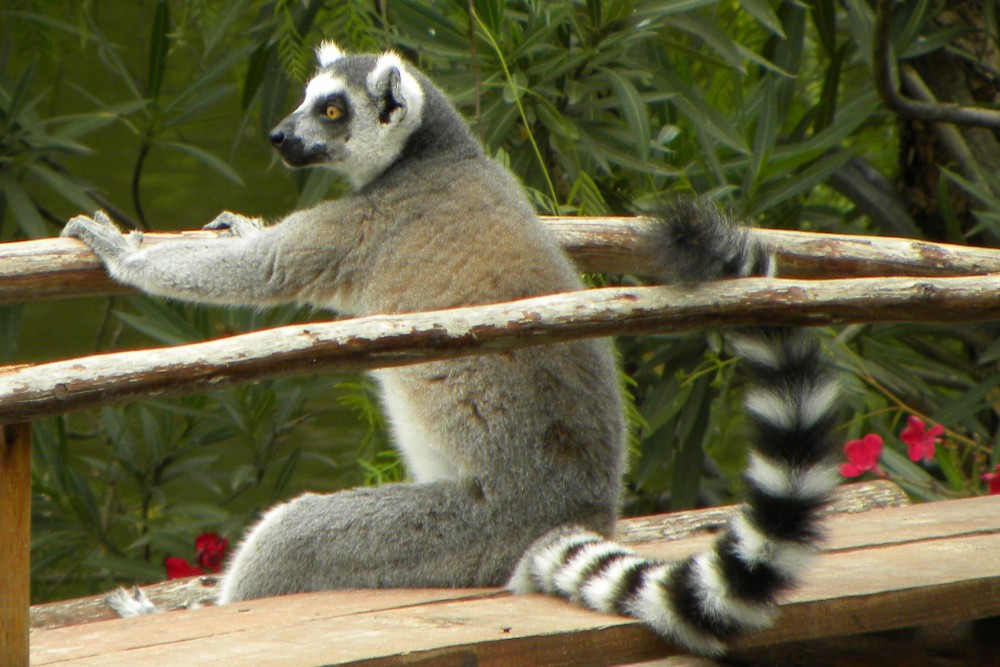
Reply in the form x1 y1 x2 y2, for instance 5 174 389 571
29 493 1000 666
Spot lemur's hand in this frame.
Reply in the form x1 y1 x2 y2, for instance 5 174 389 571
62 211 141 263
202 211 263 238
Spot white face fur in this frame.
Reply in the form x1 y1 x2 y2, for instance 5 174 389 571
269 41 426 190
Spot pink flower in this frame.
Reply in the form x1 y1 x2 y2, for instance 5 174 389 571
899 416 944 463
195 533 229 573
164 556 203 580
983 464 1000 495
840 434 884 478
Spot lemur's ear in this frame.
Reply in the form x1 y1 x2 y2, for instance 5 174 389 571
367 52 424 126
316 40 344 68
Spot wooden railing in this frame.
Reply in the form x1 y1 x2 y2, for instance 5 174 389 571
4 217 1000 665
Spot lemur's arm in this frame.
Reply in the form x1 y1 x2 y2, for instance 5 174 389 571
62 210 324 307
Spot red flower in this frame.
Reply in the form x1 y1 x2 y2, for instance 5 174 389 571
899 416 944 463
840 434 884 478
195 533 229 573
164 533 229 579
983 464 1000 495
164 556 203 580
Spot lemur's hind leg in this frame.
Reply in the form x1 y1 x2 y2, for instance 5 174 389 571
218 480 531 603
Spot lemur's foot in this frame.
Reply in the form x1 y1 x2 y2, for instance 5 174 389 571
105 586 158 618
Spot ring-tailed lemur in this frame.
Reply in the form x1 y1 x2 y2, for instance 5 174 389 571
64 42 839 656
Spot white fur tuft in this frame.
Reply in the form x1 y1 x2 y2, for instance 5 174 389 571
296 73 346 113
746 452 795 497
579 553 645 613
727 334 781 368
691 552 776 630
316 40 344 67
800 377 840 428
746 453 839 502
796 463 840 500
507 529 603 595
744 387 794 429
629 565 727 657
730 513 815 579
367 51 425 125
106 586 158 618
552 541 626 601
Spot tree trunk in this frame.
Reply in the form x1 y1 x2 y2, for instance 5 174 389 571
901 0 1000 242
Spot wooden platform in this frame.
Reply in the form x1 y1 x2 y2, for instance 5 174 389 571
29 491 1000 666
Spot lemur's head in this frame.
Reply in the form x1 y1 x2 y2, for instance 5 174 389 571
269 41 426 190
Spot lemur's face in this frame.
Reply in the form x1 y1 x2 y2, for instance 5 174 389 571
269 42 425 190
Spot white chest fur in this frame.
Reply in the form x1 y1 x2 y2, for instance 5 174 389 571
373 368 461 483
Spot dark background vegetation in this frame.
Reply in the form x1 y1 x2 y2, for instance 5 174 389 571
2 0 998 603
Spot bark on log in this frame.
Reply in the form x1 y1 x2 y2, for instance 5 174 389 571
3 220 1000 305
4 274 1000 423
545 217 1000 277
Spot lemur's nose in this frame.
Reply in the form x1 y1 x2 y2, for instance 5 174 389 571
268 129 285 146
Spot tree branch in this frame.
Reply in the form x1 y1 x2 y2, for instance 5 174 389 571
4 274 1000 422
874 0 1000 130
899 66 989 188
5 220 1000 305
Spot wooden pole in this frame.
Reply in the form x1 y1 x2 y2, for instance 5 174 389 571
0 422 31 667
3 222 1000 305
4 275 1000 423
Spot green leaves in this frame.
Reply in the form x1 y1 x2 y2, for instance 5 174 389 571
601 68 652 160
10 0 1000 603
147 0 171 102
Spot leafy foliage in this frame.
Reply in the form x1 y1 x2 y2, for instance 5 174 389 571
2 0 998 602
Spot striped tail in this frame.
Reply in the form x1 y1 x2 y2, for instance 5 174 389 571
507 201 840 656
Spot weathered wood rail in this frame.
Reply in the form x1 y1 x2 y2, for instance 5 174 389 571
5 275 1000 422
3 216 1000 306
27 489 1000 666
4 218 1000 666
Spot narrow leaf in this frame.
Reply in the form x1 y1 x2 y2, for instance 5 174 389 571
147 0 171 101
601 68 651 160
813 43 848 133
655 71 748 154
242 43 275 111
162 142 244 186
742 0 785 38
810 0 838 57
0 174 49 239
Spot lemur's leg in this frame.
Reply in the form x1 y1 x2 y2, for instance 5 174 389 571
218 480 538 603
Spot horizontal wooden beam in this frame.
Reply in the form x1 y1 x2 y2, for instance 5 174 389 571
2 220 999 305
28 495 1000 666
3 274 1000 423
30 480 909 631
545 216 1000 278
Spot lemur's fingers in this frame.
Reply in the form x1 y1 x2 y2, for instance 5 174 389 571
62 211 134 259
61 214 94 238
202 211 262 237
93 210 116 227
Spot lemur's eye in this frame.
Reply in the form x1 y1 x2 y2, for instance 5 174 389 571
324 104 343 120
